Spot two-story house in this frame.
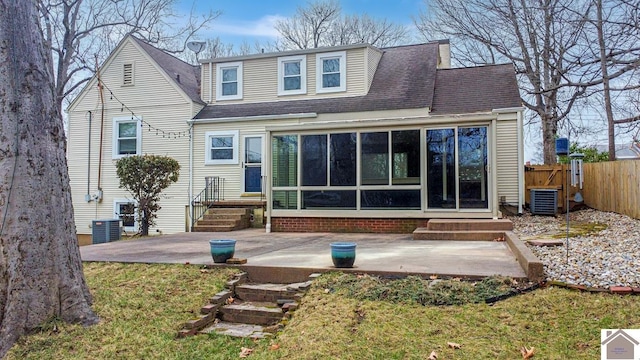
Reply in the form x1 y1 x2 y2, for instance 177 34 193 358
67 35 524 239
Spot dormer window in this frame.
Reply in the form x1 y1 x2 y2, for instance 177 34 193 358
122 63 134 86
278 55 307 95
316 51 346 93
216 61 243 100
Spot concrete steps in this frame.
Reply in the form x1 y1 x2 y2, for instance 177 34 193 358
178 272 314 339
192 208 251 232
413 219 512 240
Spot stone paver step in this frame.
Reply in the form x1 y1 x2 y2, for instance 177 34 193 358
426 219 513 231
200 321 272 338
412 229 506 241
235 283 307 302
219 302 284 326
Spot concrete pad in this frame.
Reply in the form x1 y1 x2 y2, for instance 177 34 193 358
80 228 528 281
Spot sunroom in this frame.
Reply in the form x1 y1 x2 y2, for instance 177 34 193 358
266 117 502 233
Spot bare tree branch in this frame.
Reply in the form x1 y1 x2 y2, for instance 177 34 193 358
274 0 408 50
37 0 221 112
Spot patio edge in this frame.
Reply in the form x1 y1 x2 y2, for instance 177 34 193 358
504 231 544 282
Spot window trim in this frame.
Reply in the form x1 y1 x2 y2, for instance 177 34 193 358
122 62 134 86
114 199 137 233
112 116 142 159
216 61 243 100
277 55 307 96
205 130 239 165
316 51 346 93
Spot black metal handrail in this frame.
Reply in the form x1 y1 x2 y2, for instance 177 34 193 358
191 176 223 229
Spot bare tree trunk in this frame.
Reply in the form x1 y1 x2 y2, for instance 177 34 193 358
0 1 99 357
595 0 617 161
542 113 558 164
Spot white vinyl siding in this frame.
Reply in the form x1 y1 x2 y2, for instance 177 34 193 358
366 47 383 92
204 47 368 104
496 119 519 206
67 38 200 235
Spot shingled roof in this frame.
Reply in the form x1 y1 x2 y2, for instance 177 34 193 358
131 36 204 105
190 42 520 120
193 43 440 120
430 64 521 114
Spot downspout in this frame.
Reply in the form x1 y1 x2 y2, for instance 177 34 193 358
188 121 194 232
491 118 499 219
96 59 105 202
265 130 272 233
85 111 92 202
208 62 213 103
517 109 524 214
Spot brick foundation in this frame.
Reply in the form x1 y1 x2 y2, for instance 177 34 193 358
271 217 428 233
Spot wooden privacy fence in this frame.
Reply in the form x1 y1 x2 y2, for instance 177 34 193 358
524 164 579 212
582 160 640 219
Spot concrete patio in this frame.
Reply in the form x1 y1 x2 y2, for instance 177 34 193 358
80 228 539 283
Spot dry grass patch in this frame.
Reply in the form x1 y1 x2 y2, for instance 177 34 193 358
7 262 245 360
254 279 640 359
8 264 640 360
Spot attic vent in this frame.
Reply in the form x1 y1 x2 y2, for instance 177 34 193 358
530 189 557 215
123 63 133 85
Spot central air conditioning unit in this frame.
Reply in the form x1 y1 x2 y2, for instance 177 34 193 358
530 189 558 215
92 219 122 244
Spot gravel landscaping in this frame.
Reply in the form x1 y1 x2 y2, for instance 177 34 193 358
510 208 640 289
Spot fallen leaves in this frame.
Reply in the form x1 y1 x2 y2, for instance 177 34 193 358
239 347 253 358
428 350 438 359
447 341 462 349
226 297 235 305
269 344 280 351
521 346 535 359
493 236 505 242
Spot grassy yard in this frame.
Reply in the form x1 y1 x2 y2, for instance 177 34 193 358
7 263 640 359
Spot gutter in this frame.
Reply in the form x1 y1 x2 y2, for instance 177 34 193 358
188 112 317 125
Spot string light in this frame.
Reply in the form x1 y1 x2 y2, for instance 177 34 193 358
97 78 191 141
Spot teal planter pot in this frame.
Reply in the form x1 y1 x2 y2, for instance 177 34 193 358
209 239 236 263
330 242 356 268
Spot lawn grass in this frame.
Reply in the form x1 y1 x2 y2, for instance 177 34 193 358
6 263 246 360
7 263 640 359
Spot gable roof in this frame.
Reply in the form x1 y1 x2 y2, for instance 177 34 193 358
193 43 440 120
130 37 204 105
430 64 521 114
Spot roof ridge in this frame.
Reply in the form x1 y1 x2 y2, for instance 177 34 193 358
130 35 198 71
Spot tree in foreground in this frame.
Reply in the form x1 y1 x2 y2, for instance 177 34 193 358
0 1 99 357
116 155 180 236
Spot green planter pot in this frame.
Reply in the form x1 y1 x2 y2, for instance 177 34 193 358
209 239 236 263
330 242 356 268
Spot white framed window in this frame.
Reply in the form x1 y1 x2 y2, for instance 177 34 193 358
216 61 243 100
122 63 134 86
278 55 307 95
112 116 141 159
114 199 137 233
316 51 346 93
205 130 239 165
